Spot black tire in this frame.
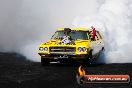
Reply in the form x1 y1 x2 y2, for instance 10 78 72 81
83 55 90 65
89 50 93 59
41 57 50 66
82 50 93 65
88 50 93 65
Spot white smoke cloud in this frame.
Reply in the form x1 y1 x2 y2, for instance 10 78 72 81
0 0 98 62
73 0 132 63
0 0 132 63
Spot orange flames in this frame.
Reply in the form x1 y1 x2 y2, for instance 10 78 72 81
78 65 86 76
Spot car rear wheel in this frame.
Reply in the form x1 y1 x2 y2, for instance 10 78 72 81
41 57 50 66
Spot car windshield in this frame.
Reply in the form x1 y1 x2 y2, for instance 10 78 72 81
51 31 88 40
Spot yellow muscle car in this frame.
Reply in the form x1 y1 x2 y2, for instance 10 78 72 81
38 28 104 65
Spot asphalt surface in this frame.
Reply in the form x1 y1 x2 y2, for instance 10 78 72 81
0 53 132 88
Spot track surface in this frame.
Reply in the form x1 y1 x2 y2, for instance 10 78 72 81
0 53 132 88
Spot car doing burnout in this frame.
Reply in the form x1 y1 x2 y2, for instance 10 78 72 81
38 28 104 65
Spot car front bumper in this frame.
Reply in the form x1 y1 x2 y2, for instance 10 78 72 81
38 53 88 62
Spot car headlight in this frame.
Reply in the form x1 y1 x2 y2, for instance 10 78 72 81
43 47 48 51
82 47 87 52
78 47 87 52
39 47 44 51
39 47 48 51
78 47 82 52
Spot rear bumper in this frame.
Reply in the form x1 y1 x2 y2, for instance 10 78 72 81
39 53 88 62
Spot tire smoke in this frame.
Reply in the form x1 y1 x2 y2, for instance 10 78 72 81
73 0 132 63
0 0 132 63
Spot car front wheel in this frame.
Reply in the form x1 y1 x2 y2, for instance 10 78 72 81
41 57 50 66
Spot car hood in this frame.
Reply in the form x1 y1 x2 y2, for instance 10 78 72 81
40 39 90 47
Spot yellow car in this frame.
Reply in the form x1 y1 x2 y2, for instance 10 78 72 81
38 28 104 65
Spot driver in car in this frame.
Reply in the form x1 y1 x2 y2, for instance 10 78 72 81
61 28 72 44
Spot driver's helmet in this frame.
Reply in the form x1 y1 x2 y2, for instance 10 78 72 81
64 28 71 35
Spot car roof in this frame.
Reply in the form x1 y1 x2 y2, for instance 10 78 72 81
57 28 90 31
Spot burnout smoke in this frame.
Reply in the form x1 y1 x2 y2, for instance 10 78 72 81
73 0 132 63
0 0 132 63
